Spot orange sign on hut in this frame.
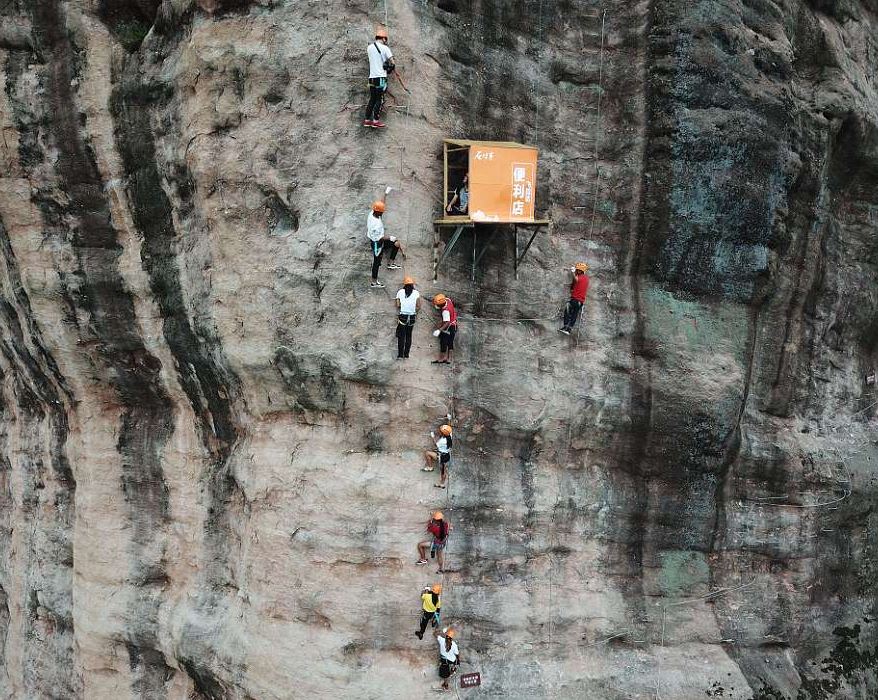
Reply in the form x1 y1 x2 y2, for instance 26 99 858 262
440 139 542 224
434 139 550 281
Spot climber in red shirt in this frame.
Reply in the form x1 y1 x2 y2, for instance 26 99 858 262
559 262 589 335
417 511 451 573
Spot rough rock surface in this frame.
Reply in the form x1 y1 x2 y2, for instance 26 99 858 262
1 0 877 698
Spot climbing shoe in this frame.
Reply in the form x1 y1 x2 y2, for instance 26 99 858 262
559 328 570 335
372 120 387 128
416 631 423 640
370 281 385 288
387 263 402 270
363 119 375 127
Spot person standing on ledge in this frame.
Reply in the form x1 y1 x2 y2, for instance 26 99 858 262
364 25 395 129
423 424 452 489
435 627 462 692
416 583 442 640
395 276 420 358
559 262 590 335
431 294 457 364
417 511 451 573
367 189 403 288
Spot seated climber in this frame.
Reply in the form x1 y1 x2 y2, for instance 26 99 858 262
423 424 452 489
559 262 590 335
435 627 462 692
364 25 395 128
417 511 451 573
445 173 469 215
416 583 442 640
395 276 421 358
431 294 457 364
367 189 403 288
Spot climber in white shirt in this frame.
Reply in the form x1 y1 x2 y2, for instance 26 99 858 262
423 424 452 489
395 276 421 358
367 188 404 288
364 25 395 128
435 628 462 691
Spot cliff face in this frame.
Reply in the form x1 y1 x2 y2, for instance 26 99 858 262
0 0 877 698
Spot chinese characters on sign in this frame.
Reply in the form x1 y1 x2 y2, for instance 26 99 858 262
460 672 481 688
464 143 538 222
510 162 535 219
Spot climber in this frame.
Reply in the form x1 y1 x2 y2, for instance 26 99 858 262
364 25 395 128
368 189 404 288
423 424 453 489
395 276 421 358
435 627 462 691
559 262 590 335
417 511 451 573
445 173 469 215
431 294 457 364
416 583 442 640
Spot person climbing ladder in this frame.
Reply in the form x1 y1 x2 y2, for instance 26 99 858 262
416 583 442 640
363 25 395 128
423 424 452 489
395 276 420 358
431 294 457 364
559 262 590 335
367 190 404 288
417 511 451 573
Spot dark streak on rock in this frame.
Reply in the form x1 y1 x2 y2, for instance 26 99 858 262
109 15 247 688
28 1 174 695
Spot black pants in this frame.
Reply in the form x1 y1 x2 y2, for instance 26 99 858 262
563 299 582 330
397 315 415 357
366 78 386 121
371 239 398 279
439 326 456 352
439 659 457 679
418 610 437 637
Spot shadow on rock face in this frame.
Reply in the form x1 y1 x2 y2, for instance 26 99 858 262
97 0 161 51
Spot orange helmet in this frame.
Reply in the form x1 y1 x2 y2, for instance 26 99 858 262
432 511 443 521
403 276 415 286
446 628 456 639
433 293 446 307
375 25 389 40
372 201 386 213
574 262 589 273
431 583 443 594
439 424 452 436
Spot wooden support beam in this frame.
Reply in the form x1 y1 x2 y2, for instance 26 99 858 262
471 228 477 284
473 228 497 268
443 142 449 212
436 225 467 271
515 228 540 269
514 226 519 280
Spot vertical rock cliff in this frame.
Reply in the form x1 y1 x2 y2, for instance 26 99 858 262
0 0 876 698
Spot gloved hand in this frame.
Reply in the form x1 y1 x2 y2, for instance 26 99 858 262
385 186 393 194
389 235 397 242
570 267 576 273
433 330 441 337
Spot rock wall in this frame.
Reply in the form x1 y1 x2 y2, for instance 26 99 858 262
0 0 877 698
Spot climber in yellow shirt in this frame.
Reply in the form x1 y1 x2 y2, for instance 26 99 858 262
416 583 442 640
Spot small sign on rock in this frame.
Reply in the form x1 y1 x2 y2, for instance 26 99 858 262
460 672 481 688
